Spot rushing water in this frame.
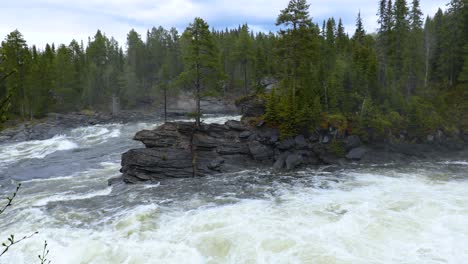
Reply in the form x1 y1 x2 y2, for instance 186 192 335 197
0 115 467 264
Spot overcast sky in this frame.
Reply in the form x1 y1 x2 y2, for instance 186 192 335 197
1 0 448 49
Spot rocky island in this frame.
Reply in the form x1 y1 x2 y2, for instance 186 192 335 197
120 97 467 183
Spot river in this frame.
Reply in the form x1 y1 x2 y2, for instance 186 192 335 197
0 115 467 264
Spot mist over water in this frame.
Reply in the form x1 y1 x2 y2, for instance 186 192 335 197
0 115 467 263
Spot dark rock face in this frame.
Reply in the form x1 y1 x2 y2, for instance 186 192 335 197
286 154 303 170
120 120 359 183
277 138 296 150
235 96 266 117
344 135 362 151
120 119 467 183
346 147 368 160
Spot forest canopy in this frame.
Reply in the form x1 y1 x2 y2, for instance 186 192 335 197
0 0 466 139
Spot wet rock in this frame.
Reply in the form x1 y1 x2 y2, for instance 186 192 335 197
270 134 279 144
273 152 289 170
134 125 179 148
346 147 368 160
295 135 308 149
217 144 250 155
207 157 225 171
248 141 274 161
309 134 319 143
225 120 245 131
239 131 253 139
321 135 331 144
297 150 320 165
427 135 435 143
236 95 266 117
121 148 195 181
286 154 303 170
344 135 362 151
277 138 295 150
11 130 27 142
192 134 219 150
319 153 340 165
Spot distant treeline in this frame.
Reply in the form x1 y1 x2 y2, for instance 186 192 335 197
0 0 467 138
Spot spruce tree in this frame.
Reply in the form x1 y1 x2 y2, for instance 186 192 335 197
179 18 221 127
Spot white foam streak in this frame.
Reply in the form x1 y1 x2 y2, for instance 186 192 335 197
4 171 468 263
0 135 78 168
33 187 113 206
69 124 122 146
439 160 468 166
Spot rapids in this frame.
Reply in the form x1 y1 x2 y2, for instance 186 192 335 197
0 115 467 264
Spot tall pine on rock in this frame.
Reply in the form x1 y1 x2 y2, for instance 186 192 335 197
179 18 221 127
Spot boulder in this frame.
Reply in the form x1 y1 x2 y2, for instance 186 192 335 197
319 153 340 165
248 141 274 161
225 120 245 131
236 95 266 117
207 157 225 171
277 138 296 150
273 152 289 170
297 150 320 165
121 148 195 181
239 131 253 139
134 126 179 148
321 135 331 144
286 154 303 170
346 147 368 160
192 134 219 150
217 144 250 155
294 135 308 149
344 135 362 151
309 134 319 143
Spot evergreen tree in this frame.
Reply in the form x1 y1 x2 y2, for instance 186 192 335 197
179 18 221 126
353 11 365 45
234 24 254 96
1 30 29 118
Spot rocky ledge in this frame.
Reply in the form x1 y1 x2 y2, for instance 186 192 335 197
120 118 467 183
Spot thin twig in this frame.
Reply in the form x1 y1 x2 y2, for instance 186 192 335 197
38 240 51 264
0 232 39 257
0 183 21 215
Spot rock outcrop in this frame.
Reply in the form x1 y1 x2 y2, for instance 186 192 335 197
120 117 468 183
120 120 360 183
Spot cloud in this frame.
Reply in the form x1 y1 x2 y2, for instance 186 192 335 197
0 0 448 49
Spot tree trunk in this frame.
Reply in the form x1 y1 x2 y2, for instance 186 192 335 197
164 86 167 123
243 62 248 96
195 63 201 127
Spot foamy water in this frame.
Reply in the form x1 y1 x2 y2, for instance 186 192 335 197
0 115 467 264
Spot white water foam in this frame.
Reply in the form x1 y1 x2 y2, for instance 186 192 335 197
32 187 113 206
439 161 468 166
69 124 122 147
0 135 78 168
2 171 467 264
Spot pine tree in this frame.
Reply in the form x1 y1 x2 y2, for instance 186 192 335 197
234 24 254 96
1 30 29 118
353 11 365 45
406 0 424 95
179 18 222 127
276 0 317 106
